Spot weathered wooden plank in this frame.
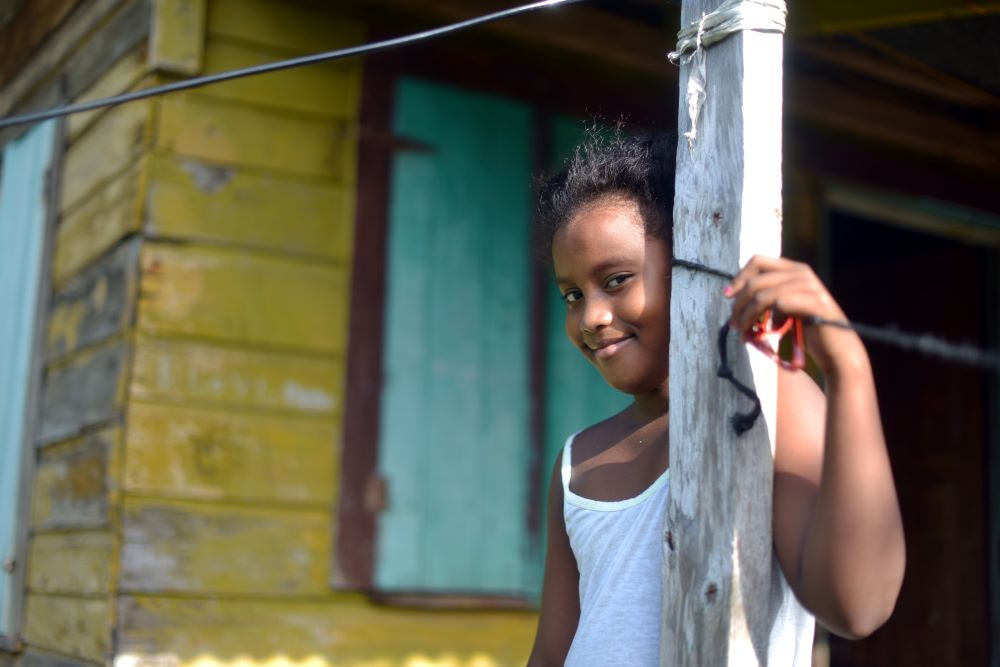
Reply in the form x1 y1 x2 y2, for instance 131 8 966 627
27 531 113 595
117 594 536 663
148 0 205 75
37 339 130 445
193 39 360 119
22 595 108 664
53 158 146 287
792 0 1000 34
156 94 353 180
120 498 329 595
144 152 353 260
0 0 151 149
138 243 348 353
31 428 117 531
130 335 343 416
14 647 102 667
47 237 140 360
66 48 151 143
207 0 364 55
124 401 338 503
0 0 82 89
60 98 152 215
663 0 791 664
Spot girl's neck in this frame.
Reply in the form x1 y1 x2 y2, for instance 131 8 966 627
630 381 669 424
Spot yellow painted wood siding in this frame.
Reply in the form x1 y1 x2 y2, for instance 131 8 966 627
22 32 152 663
115 2 540 665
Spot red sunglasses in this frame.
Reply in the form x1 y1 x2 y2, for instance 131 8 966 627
745 310 806 371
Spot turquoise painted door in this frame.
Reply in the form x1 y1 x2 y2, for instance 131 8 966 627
0 120 57 633
376 79 535 595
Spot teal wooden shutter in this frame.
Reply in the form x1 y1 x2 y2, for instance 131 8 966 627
0 120 57 633
376 79 534 595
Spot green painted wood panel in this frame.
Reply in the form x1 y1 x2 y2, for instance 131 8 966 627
376 79 534 595
0 120 57 633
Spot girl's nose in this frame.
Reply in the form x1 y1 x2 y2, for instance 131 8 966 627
581 297 613 332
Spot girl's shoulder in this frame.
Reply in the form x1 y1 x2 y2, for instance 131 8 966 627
566 406 635 463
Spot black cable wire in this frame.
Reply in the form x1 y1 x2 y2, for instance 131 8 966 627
0 0 587 131
674 256 1000 374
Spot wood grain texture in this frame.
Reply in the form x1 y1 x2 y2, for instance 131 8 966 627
22 594 108 663
66 48 151 143
116 594 536 665
124 401 338 504
662 1 786 664
207 0 364 55
193 39 361 119
156 94 353 181
53 157 146 287
27 531 113 595
148 0 205 75
60 98 152 215
119 497 330 595
130 335 343 417
0 0 83 90
138 243 348 353
47 237 140 360
37 338 130 445
144 152 353 260
31 427 118 531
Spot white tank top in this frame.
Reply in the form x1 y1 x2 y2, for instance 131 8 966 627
561 433 815 666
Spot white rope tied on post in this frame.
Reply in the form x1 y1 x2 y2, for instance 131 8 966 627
667 0 787 146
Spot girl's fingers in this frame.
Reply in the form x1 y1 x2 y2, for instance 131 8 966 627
726 255 802 294
729 273 808 331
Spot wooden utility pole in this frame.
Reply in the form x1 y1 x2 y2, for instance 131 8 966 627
662 0 786 664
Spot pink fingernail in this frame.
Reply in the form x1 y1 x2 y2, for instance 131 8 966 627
723 285 734 297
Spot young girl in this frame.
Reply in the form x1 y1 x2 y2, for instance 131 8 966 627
526 134 906 666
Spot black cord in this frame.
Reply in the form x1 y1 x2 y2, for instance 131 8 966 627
0 0 587 130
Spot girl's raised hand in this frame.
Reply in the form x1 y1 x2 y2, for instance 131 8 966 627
723 255 866 376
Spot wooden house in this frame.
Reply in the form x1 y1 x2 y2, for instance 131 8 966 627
0 1 997 666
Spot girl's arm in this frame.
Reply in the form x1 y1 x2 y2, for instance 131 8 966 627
726 255 906 639
527 454 581 666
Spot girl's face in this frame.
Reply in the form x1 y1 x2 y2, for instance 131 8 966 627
552 195 671 396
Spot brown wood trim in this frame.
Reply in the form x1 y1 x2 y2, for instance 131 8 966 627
369 591 536 611
335 58 397 591
0 0 83 89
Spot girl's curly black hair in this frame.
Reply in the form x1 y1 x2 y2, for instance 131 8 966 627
535 128 677 261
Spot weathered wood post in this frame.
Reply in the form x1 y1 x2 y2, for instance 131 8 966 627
662 0 786 664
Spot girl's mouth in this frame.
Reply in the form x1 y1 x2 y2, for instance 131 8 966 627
591 335 633 360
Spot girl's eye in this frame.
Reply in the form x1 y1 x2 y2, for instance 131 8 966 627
606 274 631 289
562 289 582 305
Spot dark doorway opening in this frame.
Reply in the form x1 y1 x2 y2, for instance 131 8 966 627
827 211 990 666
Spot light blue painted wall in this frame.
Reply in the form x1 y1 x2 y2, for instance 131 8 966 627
376 79 535 595
0 120 57 633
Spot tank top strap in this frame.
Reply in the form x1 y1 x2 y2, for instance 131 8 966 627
561 431 579 494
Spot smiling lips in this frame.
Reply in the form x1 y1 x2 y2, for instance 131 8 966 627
588 335 633 360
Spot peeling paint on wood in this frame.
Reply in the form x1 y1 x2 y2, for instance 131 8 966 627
31 428 118 530
138 243 347 353
116 594 536 665
37 338 130 445
124 401 338 504
120 498 330 595
22 594 109 663
60 99 152 215
54 158 146 287
156 94 353 181
145 152 353 260
27 531 113 595
130 336 343 416
47 238 140 360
